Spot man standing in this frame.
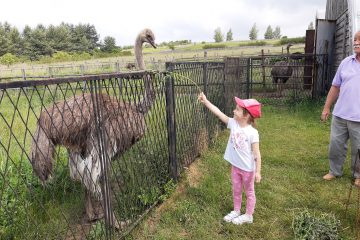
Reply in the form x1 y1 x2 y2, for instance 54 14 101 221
322 31 360 186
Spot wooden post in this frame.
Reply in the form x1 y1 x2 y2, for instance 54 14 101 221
80 65 85 75
48 67 53 78
21 69 26 80
304 29 315 90
115 61 120 73
261 49 266 88
246 58 251 98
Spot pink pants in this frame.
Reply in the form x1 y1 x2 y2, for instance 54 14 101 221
231 166 256 215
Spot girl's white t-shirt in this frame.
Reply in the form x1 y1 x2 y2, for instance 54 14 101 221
224 118 259 172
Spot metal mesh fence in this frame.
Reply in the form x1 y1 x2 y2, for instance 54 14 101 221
248 53 328 104
166 62 225 171
0 72 172 239
0 54 328 239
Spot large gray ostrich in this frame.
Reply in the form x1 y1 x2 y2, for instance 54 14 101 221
270 43 293 96
30 28 156 227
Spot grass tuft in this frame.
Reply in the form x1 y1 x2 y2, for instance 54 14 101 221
292 209 340 240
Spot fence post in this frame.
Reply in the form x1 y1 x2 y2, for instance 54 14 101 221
115 61 120 73
261 49 266 88
203 62 208 95
203 62 209 128
165 65 178 181
222 61 227 114
48 67 53 78
88 80 113 239
21 69 26 80
246 58 251 98
80 65 85 75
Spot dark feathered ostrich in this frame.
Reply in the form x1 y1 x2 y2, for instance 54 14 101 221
270 43 293 96
125 62 136 70
30 28 156 228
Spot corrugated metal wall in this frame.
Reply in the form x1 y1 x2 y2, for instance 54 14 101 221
325 0 348 20
324 0 352 78
333 11 351 71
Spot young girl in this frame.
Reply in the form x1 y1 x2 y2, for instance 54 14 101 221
198 92 262 225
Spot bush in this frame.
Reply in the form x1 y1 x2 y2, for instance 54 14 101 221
118 50 132 56
168 44 175 50
53 51 72 61
202 44 226 49
292 209 340 240
274 36 305 46
0 53 19 67
239 40 267 47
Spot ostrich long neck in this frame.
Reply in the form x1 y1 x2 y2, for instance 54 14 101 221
135 36 146 70
135 35 155 114
286 46 290 64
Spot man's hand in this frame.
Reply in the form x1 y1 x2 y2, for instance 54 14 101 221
321 108 331 122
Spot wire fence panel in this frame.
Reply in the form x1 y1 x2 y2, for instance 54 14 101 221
224 57 249 115
165 62 224 171
0 54 329 239
248 53 328 105
0 72 173 239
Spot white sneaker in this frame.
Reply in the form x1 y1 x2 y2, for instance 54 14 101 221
232 214 253 225
223 211 240 222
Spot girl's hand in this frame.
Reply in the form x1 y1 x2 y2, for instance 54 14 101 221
198 92 207 103
255 172 261 183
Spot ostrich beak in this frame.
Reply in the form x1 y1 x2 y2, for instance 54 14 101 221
147 39 157 49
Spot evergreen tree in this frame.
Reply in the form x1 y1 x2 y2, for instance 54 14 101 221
22 25 47 60
264 25 273 39
46 23 72 52
214 27 224 43
308 22 314 30
101 36 117 52
226 29 233 41
0 24 10 56
7 28 22 56
249 23 258 40
273 26 282 39
0 21 103 60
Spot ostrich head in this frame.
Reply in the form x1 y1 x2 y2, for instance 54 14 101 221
135 28 156 70
30 123 55 183
140 28 156 49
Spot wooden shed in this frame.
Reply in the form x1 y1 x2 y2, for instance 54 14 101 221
315 0 360 87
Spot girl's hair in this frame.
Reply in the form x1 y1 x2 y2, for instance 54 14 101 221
243 108 256 127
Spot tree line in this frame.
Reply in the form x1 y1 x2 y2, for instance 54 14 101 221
214 24 282 43
214 21 315 42
0 21 120 62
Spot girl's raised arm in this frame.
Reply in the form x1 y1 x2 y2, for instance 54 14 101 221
198 92 229 125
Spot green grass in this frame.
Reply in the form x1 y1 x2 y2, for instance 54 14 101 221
129 101 358 240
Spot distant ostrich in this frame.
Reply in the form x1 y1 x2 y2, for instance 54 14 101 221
290 51 304 61
270 43 293 96
125 62 136 70
30 28 156 227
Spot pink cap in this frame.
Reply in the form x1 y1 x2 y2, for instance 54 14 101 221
234 97 262 118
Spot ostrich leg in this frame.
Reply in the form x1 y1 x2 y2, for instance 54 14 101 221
85 189 104 221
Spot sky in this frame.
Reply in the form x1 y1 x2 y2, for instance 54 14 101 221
0 0 327 47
